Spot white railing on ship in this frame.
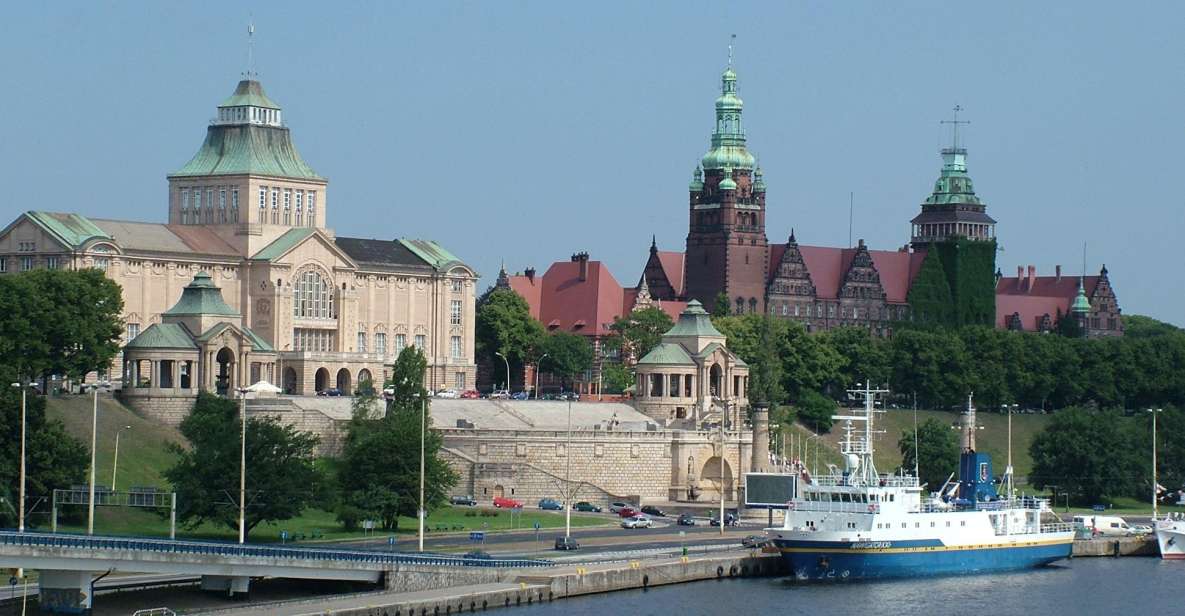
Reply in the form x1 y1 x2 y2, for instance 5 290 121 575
788 501 882 514
1040 523 1075 534
811 475 919 488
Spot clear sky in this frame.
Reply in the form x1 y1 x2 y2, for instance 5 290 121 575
2 2 1181 325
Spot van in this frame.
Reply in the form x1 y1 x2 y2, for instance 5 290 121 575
1073 515 1135 537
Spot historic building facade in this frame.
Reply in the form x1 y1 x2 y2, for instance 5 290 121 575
0 78 479 397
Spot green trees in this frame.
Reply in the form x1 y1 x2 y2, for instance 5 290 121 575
164 393 321 540
711 291 731 318
603 307 673 364
898 418 960 490
1029 407 1141 504
0 387 88 528
795 390 836 432
475 288 544 388
335 347 457 530
538 332 594 391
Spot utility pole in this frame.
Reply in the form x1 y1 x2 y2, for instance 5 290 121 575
1149 408 1164 520
86 382 108 535
419 397 427 552
238 387 249 544
565 399 573 538
112 425 131 491
11 381 33 533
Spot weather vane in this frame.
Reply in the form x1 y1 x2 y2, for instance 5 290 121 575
940 104 970 150
728 34 736 67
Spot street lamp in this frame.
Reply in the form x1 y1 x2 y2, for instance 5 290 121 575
10 380 35 533
564 398 573 538
534 353 550 400
237 387 250 544
494 351 511 393
1148 408 1164 520
419 395 427 552
111 425 132 491
84 381 110 535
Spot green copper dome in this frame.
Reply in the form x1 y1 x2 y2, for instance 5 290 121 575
924 148 981 206
753 165 766 192
689 165 704 191
718 168 737 191
1071 280 1091 313
701 66 755 171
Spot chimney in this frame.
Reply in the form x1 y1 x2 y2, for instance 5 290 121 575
524 267 536 283
1027 265 1036 293
1055 265 1061 281
1017 266 1024 290
572 252 589 281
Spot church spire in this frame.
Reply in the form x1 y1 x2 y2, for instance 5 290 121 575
701 38 755 171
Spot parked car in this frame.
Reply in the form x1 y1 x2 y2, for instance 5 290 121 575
617 507 640 518
559 392 580 401
677 513 696 526
489 390 511 399
511 391 530 400
640 506 666 517
463 550 493 561
741 535 767 548
493 496 523 508
621 515 653 529
554 536 580 551
434 389 460 399
449 495 477 506
316 388 344 397
608 502 630 514
572 501 602 513
538 498 563 511
1073 515 1138 537
460 390 480 399
710 513 739 527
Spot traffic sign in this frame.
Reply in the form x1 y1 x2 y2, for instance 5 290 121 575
387 536 395 546
470 531 485 542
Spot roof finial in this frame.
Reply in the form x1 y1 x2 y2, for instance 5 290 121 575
728 33 736 68
246 17 256 79
940 104 970 151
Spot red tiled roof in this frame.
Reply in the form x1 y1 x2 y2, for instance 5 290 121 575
995 274 1101 330
656 251 686 296
654 300 688 322
767 244 924 303
508 259 626 337
506 275 542 320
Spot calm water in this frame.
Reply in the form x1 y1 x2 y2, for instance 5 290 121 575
515 558 1179 616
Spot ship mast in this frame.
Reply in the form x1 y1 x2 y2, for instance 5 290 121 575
832 382 889 486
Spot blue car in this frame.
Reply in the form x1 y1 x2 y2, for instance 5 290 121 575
538 498 563 510
511 391 530 400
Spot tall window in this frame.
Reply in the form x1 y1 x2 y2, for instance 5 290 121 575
455 372 466 389
307 191 316 227
20 256 33 271
283 189 292 225
46 256 59 270
180 188 190 224
219 188 228 223
293 270 334 319
0 258 6 272
450 279 463 293
194 189 202 223
295 190 303 226
231 187 240 222
450 300 462 325
259 186 267 221
271 188 279 224
206 188 214 223
414 334 426 350
126 322 140 342
450 336 462 358
375 332 387 357
293 328 335 352
394 334 406 354
357 331 367 353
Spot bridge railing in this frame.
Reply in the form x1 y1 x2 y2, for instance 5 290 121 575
0 530 553 569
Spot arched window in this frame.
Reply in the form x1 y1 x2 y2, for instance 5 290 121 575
293 270 334 319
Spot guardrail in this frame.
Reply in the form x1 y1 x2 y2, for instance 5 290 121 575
0 531 553 569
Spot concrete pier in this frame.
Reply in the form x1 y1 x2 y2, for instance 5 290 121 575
1071 537 1157 557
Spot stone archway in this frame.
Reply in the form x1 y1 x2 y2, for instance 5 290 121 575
336 368 352 394
701 456 734 501
283 367 298 395
314 368 330 393
493 485 505 499
709 363 722 398
215 347 235 396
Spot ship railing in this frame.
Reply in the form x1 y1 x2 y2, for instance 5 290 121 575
1039 522 1076 534
811 475 919 488
787 501 881 514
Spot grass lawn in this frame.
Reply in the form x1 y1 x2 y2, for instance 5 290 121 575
872 408 1050 479
53 505 609 543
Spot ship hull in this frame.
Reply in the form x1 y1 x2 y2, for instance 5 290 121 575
1155 523 1185 559
775 538 1072 580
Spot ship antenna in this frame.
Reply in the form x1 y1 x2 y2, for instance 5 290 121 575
913 404 920 481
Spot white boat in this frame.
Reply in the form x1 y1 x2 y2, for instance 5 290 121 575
768 386 1074 580
1155 515 1185 559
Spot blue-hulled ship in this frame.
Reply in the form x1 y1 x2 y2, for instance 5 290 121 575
769 386 1074 580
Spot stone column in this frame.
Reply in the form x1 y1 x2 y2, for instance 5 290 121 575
750 405 771 473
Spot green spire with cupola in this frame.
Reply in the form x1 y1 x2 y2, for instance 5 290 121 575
1071 278 1091 314
689 165 704 191
718 166 737 191
701 54 756 172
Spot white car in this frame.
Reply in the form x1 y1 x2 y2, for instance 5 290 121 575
434 389 460 399
621 515 653 529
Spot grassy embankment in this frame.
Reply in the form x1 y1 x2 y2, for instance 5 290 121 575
43 395 607 542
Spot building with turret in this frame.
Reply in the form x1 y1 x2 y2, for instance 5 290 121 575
0 77 479 411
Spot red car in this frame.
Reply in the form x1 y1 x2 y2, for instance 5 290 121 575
461 390 480 399
617 506 640 518
493 496 522 508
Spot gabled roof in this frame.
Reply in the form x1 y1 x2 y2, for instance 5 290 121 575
505 258 625 335
995 273 1102 331
124 323 197 350
398 239 469 273
665 300 724 338
252 228 316 261
656 251 686 296
769 243 925 303
23 212 112 249
334 237 434 273
163 272 239 316
195 322 275 352
91 219 239 257
636 342 695 366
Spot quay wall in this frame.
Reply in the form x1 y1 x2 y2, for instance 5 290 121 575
1071 537 1157 557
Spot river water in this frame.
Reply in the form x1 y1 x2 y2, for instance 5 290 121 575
515 558 1178 616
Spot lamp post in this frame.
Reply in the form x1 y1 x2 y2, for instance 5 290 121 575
564 398 573 538
11 381 35 533
1005 404 1018 499
85 381 109 535
419 396 427 552
237 387 251 543
494 351 511 393
111 425 132 491
1148 408 1164 520
534 353 550 400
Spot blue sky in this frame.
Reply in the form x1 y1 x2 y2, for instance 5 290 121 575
2 2 1181 325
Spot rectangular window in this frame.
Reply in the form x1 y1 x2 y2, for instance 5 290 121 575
395 334 406 353
46 256 59 270
455 372 465 389
271 189 279 224
450 279 463 293
450 335 462 358
295 190 303 226
357 331 367 353
307 191 316 227
206 189 214 222
219 188 228 223
20 256 33 271
1 258 8 272
94 257 109 272
259 186 267 218
126 322 140 342
194 189 202 221
181 188 190 223
669 374 680 396
414 334 426 350
450 300 462 325
375 332 387 356
283 189 292 225
231 187 240 222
